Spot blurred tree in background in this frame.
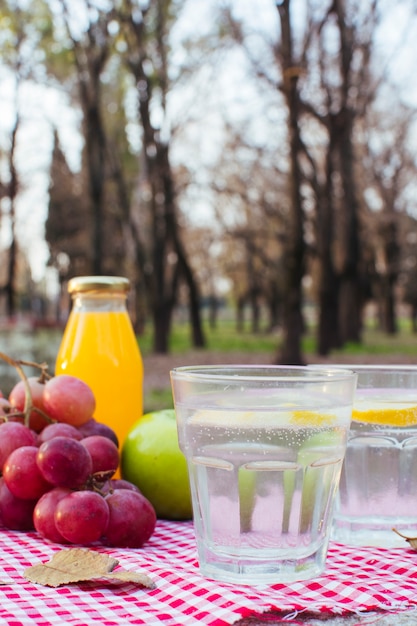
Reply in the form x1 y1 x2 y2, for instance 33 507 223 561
0 0 417 363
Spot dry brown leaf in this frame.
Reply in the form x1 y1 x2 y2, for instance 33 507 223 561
392 528 417 549
24 548 156 589
105 570 156 586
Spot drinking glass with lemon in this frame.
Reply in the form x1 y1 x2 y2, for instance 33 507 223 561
331 366 417 547
170 365 357 584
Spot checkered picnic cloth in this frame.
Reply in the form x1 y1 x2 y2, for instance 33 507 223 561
0 520 417 625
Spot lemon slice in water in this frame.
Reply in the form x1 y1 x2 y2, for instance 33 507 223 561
290 410 337 427
352 404 417 427
190 408 338 428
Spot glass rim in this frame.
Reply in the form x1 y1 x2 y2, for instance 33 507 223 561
312 364 417 372
170 364 356 383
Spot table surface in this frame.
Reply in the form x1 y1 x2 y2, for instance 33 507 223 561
1 520 417 626
235 612 417 624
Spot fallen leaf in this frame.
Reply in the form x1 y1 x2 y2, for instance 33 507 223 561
24 548 156 589
105 570 155 585
392 528 417 549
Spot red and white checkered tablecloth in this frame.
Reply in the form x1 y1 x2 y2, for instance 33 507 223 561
0 520 417 625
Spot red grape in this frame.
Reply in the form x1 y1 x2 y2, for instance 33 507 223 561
77 418 119 447
3 446 52 500
81 435 119 476
102 489 156 548
101 479 141 495
0 422 37 470
34 487 72 544
9 376 49 432
0 478 36 531
43 375 95 426
37 436 93 488
54 491 109 544
38 422 83 444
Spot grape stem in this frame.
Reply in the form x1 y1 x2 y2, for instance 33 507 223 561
85 471 117 495
0 351 52 428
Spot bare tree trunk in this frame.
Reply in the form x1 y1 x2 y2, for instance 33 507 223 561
61 0 111 277
317 256 341 355
275 0 305 365
5 114 20 317
161 144 205 348
376 276 397 334
176 244 205 347
333 1 363 345
250 291 261 334
317 133 341 355
337 108 362 344
246 244 261 333
266 281 281 332
84 101 106 275
411 304 417 334
106 138 150 335
375 206 400 335
208 295 218 330
121 1 205 353
236 295 246 332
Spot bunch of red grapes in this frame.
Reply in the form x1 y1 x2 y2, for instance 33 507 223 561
0 372 156 548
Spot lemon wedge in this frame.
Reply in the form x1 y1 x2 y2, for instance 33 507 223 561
290 410 337 427
352 405 417 427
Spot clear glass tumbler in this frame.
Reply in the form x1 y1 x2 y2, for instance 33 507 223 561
331 365 417 547
170 365 357 584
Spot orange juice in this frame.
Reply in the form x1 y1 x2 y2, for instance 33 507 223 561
55 276 143 455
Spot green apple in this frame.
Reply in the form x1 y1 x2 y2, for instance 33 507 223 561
297 430 345 532
121 409 193 521
238 467 257 532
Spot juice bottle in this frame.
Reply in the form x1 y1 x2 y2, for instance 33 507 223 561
55 276 144 454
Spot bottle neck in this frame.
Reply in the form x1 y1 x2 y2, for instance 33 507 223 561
71 291 128 313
